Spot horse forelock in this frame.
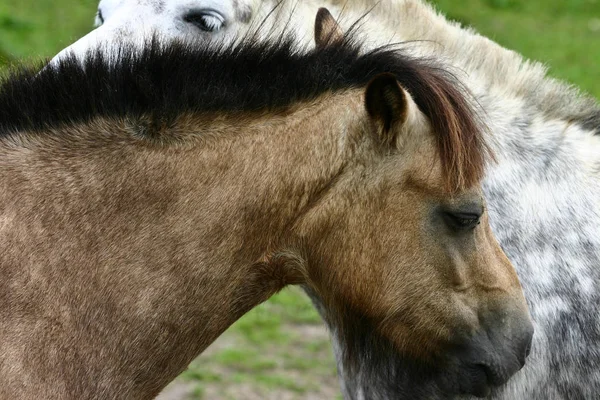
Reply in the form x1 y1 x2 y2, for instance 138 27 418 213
387 54 489 192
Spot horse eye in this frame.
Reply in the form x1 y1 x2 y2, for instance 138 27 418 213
443 212 481 231
184 10 225 33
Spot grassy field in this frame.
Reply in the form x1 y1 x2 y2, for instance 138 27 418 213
1 1 598 399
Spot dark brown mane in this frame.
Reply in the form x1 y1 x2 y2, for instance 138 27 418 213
0 35 488 190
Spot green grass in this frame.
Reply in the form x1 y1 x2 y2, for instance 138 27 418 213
431 0 600 98
0 0 96 66
1 1 598 398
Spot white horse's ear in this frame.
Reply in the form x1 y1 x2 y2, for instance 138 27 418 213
314 8 343 49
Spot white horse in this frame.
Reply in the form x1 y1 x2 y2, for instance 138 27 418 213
53 1 600 399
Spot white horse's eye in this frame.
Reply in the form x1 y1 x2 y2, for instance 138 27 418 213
184 10 225 33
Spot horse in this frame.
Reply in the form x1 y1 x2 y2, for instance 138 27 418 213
0 13 532 399
50 1 600 398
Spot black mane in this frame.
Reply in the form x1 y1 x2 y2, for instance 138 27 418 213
0 37 446 134
0 36 489 190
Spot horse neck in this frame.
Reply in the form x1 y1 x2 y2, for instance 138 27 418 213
0 94 361 397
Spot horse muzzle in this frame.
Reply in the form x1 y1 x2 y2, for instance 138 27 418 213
449 315 534 397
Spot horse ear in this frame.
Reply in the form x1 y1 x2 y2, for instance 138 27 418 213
364 73 412 147
314 8 343 49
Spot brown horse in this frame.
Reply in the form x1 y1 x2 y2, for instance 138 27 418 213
0 11 532 400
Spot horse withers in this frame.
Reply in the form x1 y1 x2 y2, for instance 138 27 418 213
0 14 532 399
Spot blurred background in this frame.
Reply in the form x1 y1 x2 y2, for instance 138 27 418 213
0 0 597 399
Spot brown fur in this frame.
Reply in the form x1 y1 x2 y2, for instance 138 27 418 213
0 82 528 398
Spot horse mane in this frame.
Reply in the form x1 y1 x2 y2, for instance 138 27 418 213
0 35 487 191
